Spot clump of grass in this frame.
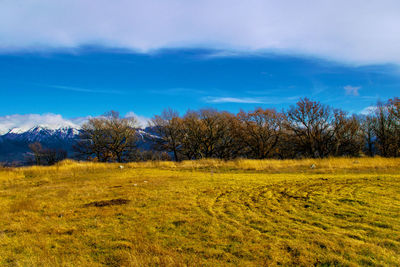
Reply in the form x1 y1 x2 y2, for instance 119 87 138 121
9 198 40 213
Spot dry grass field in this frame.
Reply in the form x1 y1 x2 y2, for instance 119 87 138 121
0 158 400 266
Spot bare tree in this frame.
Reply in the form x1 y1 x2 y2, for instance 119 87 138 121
196 109 232 159
372 102 395 156
75 111 138 162
29 142 44 165
179 109 240 159
388 97 400 155
360 115 376 156
332 112 364 156
237 108 283 159
170 109 239 159
180 111 202 159
283 98 336 158
371 99 400 157
212 111 243 159
29 142 67 165
388 97 400 120
104 111 138 162
150 108 183 161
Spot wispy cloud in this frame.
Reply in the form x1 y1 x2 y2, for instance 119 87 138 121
200 50 254 59
204 96 299 104
125 111 150 127
204 97 264 104
148 88 206 95
245 88 288 95
360 105 377 115
1 1 400 64
47 85 124 94
344 85 361 96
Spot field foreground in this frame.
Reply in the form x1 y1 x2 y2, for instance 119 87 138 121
0 158 400 266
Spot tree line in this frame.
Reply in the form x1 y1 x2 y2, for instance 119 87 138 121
29 97 400 164
151 97 399 161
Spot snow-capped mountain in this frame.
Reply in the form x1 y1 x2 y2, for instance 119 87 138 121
4 126 80 142
0 114 85 136
0 125 157 164
0 126 81 164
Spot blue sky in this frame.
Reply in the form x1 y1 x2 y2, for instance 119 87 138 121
0 0 399 131
1 48 399 118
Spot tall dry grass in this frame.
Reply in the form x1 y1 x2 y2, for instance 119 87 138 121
126 156 400 173
1 157 397 176
0 157 400 266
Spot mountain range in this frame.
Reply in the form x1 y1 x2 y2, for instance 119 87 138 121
0 126 157 164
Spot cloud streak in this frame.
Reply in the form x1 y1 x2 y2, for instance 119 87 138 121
204 96 299 104
47 85 124 94
205 97 264 104
1 0 400 64
344 85 361 96
148 88 206 95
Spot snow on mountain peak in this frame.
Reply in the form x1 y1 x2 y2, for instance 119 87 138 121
8 128 26 134
5 124 80 135
0 114 85 135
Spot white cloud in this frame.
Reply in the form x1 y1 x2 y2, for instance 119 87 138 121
125 112 150 127
344 85 361 96
360 106 378 115
204 95 300 104
1 0 400 64
0 113 85 134
70 116 92 126
205 97 264 104
46 85 124 94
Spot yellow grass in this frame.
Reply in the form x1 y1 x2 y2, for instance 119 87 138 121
0 158 400 266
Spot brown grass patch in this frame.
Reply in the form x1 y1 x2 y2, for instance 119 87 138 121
1 158 400 266
83 198 130 207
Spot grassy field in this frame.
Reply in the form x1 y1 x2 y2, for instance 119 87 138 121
0 158 400 266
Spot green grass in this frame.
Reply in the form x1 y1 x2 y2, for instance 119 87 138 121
0 158 400 266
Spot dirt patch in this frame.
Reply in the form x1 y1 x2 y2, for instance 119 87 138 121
84 198 130 207
172 220 186 227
